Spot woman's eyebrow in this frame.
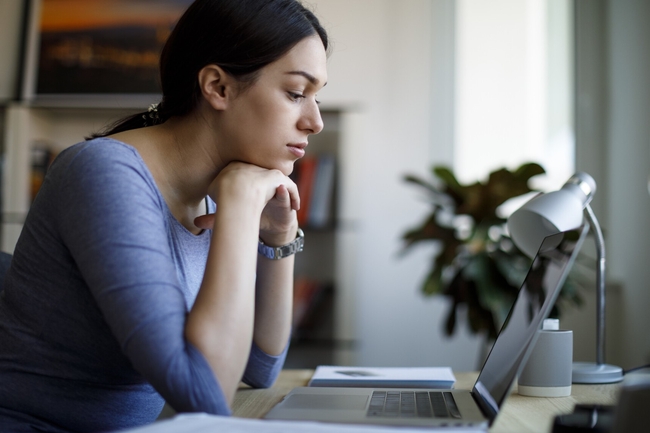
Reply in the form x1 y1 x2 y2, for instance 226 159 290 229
285 70 327 86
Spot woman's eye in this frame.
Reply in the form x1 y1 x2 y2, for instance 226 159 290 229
288 92 320 105
288 92 305 101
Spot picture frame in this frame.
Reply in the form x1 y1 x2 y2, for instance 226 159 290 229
20 0 193 108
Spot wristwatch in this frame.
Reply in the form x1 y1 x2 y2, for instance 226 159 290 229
257 228 304 260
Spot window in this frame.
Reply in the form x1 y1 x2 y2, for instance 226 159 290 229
453 0 574 199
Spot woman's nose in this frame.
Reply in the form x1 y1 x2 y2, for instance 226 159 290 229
300 102 324 135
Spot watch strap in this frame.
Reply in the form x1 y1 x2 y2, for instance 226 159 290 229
258 228 304 260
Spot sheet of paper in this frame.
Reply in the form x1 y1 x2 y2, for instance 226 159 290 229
308 366 456 388
116 413 485 433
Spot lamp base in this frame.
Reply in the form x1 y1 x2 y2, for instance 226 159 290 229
572 362 624 384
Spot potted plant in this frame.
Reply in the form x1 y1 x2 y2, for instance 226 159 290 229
400 163 584 342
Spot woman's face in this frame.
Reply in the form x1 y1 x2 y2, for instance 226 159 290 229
216 35 328 175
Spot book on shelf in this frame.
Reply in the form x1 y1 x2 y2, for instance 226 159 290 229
295 156 318 227
31 142 57 202
294 154 335 228
308 365 456 389
307 154 335 228
292 277 331 338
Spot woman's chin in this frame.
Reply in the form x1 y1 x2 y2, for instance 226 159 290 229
249 159 295 177
275 161 296 177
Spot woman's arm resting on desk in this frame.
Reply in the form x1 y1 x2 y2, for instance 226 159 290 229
193 182 296 390
253 182 297 356
186 164 298 403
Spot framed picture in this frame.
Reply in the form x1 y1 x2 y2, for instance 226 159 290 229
21 0 193 107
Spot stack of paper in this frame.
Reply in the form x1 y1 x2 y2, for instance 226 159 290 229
308 366 456 389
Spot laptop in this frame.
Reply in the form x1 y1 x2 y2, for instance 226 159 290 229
265 224 589 430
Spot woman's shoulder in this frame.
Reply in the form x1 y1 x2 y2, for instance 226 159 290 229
41 137 166 218
49 137 156 193
52 137 151 179
57 137 141 165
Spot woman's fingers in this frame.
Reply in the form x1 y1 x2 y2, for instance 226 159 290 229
194 213 216 230
275 183 300 212
204 162 301 238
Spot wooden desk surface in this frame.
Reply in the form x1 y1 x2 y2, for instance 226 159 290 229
233 369 620 433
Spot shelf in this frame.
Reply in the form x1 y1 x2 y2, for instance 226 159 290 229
24 94 161 109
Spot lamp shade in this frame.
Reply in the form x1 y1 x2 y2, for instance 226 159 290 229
507 173 596 258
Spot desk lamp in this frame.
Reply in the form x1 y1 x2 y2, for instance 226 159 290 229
507 172 623 384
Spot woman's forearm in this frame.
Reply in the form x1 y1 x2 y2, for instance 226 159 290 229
253 254 294 356
184 201 261 404
185 164 299 402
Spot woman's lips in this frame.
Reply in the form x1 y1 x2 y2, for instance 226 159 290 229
287 142 307 158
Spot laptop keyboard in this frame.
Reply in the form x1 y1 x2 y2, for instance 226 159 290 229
366 391 461 418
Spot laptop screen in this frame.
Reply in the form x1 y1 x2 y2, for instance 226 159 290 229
472 224 588 422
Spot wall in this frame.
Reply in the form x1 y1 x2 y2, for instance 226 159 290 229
570 0 650 370
312 0 482 370
455 0 545 184
604 0 650 369
0 0 22 101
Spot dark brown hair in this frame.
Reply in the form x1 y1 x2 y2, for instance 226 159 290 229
90 0 328 138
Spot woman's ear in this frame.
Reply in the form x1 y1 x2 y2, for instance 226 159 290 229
198 64 233 111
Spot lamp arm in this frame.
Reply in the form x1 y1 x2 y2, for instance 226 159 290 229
584 204 606 365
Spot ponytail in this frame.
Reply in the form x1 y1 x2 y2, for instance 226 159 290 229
87 102 171 139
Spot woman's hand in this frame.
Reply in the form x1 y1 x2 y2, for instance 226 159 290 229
194 161 300 245
258 182 300 246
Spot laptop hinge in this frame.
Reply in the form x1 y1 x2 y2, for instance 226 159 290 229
470 385 498 425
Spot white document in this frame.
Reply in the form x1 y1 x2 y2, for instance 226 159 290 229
117 413 485 433
308 365 456 389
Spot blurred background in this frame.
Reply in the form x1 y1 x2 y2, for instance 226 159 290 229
0 0 647 373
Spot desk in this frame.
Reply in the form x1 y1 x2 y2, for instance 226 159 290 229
232 369 620 433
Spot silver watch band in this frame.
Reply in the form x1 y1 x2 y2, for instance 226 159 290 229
257 228 304 260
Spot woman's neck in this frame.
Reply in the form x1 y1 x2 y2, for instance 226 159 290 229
110 115 222 233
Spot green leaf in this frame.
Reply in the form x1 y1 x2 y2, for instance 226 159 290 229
467 303 485 334
513 162 545 181
433 166 463 194
454 182 484 219
444 304 456 336
422 266 444 295
403 174 440 194
400 214 456 252
462 254 519 327
431 166 459 186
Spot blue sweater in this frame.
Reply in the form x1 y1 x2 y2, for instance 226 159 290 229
0 139 287 432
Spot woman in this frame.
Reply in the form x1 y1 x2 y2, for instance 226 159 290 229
0 0 328 431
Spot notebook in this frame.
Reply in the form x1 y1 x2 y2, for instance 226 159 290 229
265 224 589 430
308 366 455 389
